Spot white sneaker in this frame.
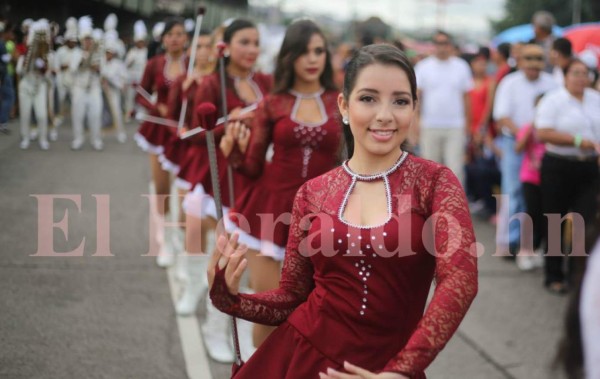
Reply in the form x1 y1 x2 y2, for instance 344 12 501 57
20 139 30 150
39 140 50 150
176 254 210 315
202 301 235 363
516 252 536 271
92 140 104 151
117 132 127 143
533 248 545 268
71 138 84 150
49 129 58 141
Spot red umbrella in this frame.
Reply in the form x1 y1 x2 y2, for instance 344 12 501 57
564 23 600 68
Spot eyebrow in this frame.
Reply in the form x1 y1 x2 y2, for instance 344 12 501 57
357 88 412 96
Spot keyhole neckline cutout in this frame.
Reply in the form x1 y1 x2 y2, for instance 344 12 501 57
338 151 408 230
290 88 328 127
231 72 263 105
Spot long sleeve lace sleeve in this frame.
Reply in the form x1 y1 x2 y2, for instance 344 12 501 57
228 98 272 179
135 58 157 113
209 184 316 326
383 167 478 376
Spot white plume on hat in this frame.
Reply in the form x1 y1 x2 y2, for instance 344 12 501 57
184 18 195 33
152 22 165 41
78 16 93 40
64 17 78 41
22 18 33 29
26 19 51 46
578 49 599 70
104 13 117 32
92 28 104 43
104 29 125 57
133 20 147 42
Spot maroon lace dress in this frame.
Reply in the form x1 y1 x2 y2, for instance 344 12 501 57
177 71 272 216
211 152 478 378
134 54 186 155
227 89 342 260
159 74 202 178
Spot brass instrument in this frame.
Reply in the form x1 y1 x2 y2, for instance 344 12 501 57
22 28 50 75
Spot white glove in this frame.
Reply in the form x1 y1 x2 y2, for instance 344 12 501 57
35 58 45 69
1 53 10 63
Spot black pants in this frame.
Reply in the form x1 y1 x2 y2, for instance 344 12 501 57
540 154 599 285
522 182 544 250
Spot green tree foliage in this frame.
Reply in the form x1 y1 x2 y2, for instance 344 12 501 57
491 0 600 33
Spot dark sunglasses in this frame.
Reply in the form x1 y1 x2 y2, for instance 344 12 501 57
523 55 544 62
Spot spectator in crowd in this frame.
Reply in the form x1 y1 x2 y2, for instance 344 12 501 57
550 37 573 86
535 58 600 294
465 47 500 219
415 30 473 184
529 10 557 73
493 43 557 257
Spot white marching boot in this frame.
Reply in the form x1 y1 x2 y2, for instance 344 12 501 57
176 253 209 316
155 216 175 268
172 228 188 283
202 301 235 363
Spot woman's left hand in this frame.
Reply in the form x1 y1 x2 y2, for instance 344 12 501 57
319 361 409 379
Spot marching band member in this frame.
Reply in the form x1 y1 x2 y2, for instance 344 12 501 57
53 17 79 138
134 18 188 267
69 16 104 151
101 35 127 143
16 19 51 150
124 20 147 122
181 18 272 363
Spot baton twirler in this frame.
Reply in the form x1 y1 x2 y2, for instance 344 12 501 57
177 5 206 133
195 102 243 368
216 41 236 208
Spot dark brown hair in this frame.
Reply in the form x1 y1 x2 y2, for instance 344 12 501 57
341 44 417 158
272 19 336 94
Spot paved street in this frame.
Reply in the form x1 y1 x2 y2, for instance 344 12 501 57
0 118 568 379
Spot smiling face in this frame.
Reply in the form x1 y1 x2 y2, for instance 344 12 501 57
293 33 327 87
338 63 415 158
228 27 259 72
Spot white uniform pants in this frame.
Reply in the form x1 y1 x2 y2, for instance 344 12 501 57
104 86 125 135
18 74 48 143
124 82 137 117
71 86 103 144
420 127 466 185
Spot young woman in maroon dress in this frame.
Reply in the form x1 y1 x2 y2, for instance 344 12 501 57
175 19 272 362
133 18 188 267
208 44 478 378
160 31 214 282
219 19 341 348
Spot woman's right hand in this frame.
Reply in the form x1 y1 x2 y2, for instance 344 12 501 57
207 233 248 295
220 122 236 157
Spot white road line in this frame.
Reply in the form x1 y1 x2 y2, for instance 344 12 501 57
166 267 213 379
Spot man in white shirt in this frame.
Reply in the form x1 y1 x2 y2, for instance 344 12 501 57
493 44 557 255
415 30 473 185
